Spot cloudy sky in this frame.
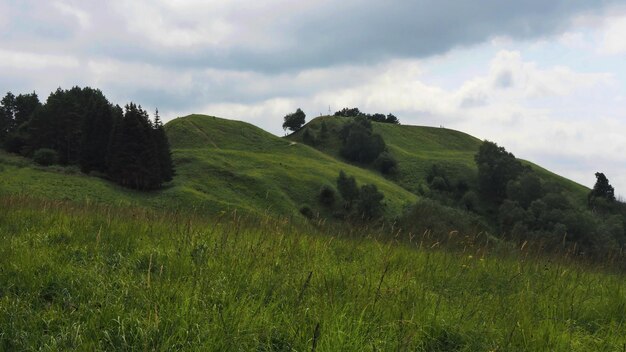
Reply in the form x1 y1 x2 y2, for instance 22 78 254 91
1 0 626 194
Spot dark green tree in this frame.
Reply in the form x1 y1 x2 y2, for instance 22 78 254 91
475 140 524 202
107 103 162 190
506 173 543 209
152 109 175 182
302 128 316 146
385 113 400 124
588 172 615 206
282 108 306 132
14 92 41 127
374 151 398 174
355 184 385 220
79 91 114 173
0 92 17 141
337 170 359 208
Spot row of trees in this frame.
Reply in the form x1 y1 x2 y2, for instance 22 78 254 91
281 106 401 134
0 87 174 190
473 140 624 254
334 107 400 124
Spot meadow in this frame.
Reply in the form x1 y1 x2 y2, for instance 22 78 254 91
1 196 624 351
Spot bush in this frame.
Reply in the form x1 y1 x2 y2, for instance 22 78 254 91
354 184 385 220
33 148 59 166
336 171 359 208
299 205 314 219
374 152 398 174
318 185 336 206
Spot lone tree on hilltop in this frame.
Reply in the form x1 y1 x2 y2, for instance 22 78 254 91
588 172 615 207
282 108 306 132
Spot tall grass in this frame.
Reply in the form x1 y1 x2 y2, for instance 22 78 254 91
0 196 624 351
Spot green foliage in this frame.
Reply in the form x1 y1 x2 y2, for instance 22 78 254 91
334 108 400 124
78 92 115 173
588 172 615 207
107 103 163 190
32 148 58 166
318 184 336 206
339 117 386 163
282 108 306 132
354 184 385 220
506 173 543 208
336 170 359 208
400 198 486 237
475 140 525 202
374 151 398 174
302 127 316 146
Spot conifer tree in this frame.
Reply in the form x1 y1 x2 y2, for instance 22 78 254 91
79 92 114 173
153 109 175 182
107 103 161 190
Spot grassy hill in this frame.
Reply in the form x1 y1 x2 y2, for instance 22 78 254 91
0 114 417 219
289 116 589 205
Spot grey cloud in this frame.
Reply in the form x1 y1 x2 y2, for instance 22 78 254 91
1 0 621 73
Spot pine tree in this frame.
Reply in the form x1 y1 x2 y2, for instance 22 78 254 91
79 92 114 173
153 109 175 182
0 92 17 142
107 103 162 190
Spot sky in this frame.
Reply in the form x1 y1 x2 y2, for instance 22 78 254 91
1 0 626 194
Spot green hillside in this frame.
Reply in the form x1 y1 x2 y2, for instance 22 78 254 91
290 115 589 205
0 114 417 218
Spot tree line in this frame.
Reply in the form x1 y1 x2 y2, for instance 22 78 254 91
0 87 174 190
422 140 625 255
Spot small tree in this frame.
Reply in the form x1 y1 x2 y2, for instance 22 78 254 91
302 128 316 146
385 113 400 124
475 140 524 202
374 151 398 174
282 108 306 132
337 170 359 208
318 185 336 206
355 184 385 220
588 172 615 206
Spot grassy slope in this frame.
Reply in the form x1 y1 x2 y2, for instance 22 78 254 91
291 116 589 205
0 114 416 218
1 198 624 351
165 114 416 217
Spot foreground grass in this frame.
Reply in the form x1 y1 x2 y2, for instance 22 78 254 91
1 197 624 351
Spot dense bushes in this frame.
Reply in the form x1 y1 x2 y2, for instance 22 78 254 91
33 148 58 166
339 116 387 164
334 107 400 124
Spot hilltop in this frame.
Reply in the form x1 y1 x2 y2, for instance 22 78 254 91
289 115 588 204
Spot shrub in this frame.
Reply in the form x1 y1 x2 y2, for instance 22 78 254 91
337 171 359 208
374 151 398 174
318 185 336 206
354 184 385 220
299 204 314 219
33 148 58 166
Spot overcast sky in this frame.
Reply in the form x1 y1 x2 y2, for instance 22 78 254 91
1 0 626 194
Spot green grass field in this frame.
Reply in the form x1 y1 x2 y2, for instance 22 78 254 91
1 197 624 351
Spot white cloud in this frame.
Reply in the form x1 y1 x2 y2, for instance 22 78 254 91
0 49 79 70
54 2 91 29
601 15 626 54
